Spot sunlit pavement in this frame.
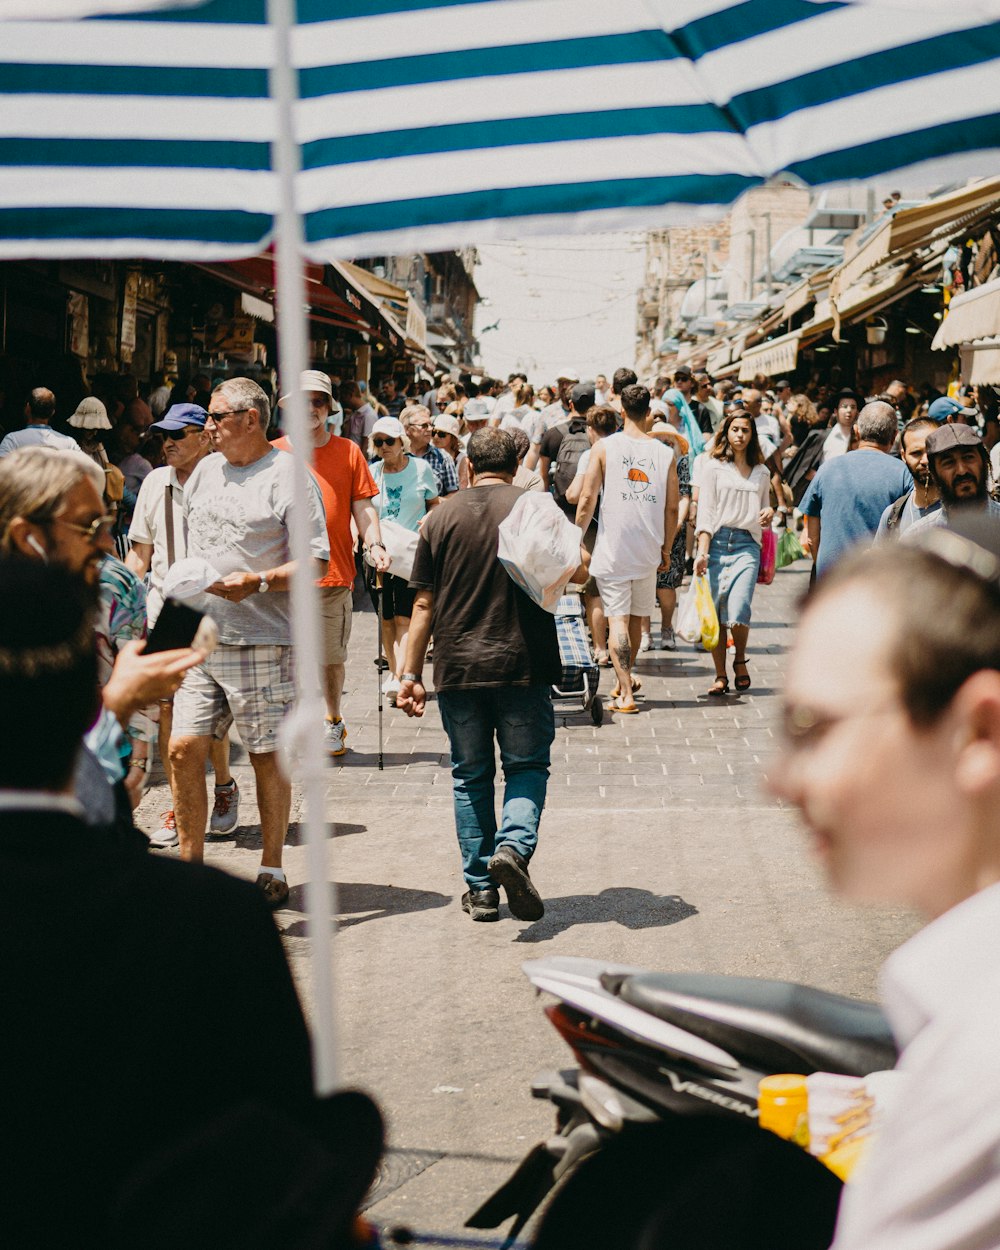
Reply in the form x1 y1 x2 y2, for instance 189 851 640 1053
134 559 917 1240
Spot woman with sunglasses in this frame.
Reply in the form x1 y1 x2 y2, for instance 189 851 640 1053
432 414 470 489
368 416 439 704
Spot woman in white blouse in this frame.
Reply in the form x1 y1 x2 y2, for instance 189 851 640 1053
693 411 773 696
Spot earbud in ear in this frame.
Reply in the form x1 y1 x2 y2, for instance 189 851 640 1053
26 535 49 563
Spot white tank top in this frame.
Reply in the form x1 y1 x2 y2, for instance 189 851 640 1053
590 432 674 580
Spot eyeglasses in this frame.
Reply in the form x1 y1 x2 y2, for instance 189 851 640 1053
406 423 433 431
372 437 398 448
48 513 116 543
432 430 451 438
205 407 249 423
162 426 198 441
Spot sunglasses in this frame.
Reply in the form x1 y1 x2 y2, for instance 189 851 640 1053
432 430 451 438
205 407 249 423
372 437 398 448
162 425 199 441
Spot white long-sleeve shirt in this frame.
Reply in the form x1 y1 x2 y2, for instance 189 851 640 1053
695 459 770 545
832 881 1000 1250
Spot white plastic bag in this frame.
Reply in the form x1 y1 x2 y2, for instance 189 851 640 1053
675 577 702 643
366 517 419 582
497 492 582 613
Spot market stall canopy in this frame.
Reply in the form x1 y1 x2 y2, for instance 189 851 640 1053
932 276 1000 350
2 0 1000 260
738 329 801 381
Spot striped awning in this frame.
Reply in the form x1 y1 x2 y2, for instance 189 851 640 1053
2 0 1000 259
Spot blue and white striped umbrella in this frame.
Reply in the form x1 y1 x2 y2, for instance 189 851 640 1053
4 0 999 1095
2 0 999 261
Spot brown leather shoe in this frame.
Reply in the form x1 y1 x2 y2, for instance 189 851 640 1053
256 872 290 909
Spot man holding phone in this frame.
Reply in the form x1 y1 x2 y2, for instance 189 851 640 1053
127 403 236 849
168 379 329 909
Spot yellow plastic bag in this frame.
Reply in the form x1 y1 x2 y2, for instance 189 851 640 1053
694 574 719 651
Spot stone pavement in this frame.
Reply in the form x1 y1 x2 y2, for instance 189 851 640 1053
134 560 917 1242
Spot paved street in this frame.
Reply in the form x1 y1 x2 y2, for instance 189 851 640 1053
135 559 918 1243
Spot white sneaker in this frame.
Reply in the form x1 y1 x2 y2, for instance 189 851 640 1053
208 781 239 836
384 676 401 706
149 809 178 850
324 717 348 756
662 626 677 651
639 632 652 653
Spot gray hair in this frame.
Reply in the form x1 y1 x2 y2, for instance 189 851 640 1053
857 401 898 446
214 377 270 430
400 404 432 427
0 447 105 555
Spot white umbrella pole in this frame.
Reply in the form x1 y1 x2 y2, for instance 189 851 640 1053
268 0 339 1095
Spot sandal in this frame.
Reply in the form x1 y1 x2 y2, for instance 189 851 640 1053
594 650 611 667
707 676 730 698
734 659 751 692
610 676 642 699
609 696 640 714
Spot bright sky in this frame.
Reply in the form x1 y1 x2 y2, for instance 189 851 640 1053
472 232 647 389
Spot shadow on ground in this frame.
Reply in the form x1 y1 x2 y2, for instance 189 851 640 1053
513 889 698 942
281 880 451 933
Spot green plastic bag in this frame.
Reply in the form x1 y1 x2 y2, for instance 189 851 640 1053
775 528 806 570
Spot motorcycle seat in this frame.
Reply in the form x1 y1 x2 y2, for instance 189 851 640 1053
603 971 896 1077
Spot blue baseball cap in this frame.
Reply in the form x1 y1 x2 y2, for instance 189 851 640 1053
151 403 208 432
928 396 976 423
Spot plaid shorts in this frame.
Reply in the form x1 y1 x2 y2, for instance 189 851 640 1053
172 644 295 754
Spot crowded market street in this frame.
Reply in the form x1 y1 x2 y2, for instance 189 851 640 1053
134 557 918 1239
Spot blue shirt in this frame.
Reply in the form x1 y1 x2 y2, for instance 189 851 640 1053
371 455 439 532
801 449 912 576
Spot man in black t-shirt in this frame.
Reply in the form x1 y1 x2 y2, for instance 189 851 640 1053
399 429 587 924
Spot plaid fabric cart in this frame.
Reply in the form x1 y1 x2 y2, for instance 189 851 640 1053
552 594 603 726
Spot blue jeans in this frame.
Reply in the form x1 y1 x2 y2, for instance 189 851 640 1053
437 684 555 890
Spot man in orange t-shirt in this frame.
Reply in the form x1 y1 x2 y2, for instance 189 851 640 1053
274 370 389 756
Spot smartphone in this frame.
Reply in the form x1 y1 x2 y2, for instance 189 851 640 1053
146 599 218 655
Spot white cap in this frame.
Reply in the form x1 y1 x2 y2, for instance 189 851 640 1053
464 399 490 420
433 414 462 438
371 416 405 440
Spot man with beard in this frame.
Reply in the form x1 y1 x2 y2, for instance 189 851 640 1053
905 424 1000 541
876 416 942 538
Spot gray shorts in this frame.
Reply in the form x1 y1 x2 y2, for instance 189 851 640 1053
172 643 295 754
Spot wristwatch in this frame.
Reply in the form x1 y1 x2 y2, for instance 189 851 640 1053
400 672 422 683
257 574 270 593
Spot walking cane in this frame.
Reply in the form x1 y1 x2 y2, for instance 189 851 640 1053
376 570 384 772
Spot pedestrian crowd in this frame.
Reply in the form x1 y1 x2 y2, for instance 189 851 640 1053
1 357 999 1248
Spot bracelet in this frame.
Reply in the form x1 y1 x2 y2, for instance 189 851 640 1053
400 671 422 683
128 759 149 773
370 541 387 551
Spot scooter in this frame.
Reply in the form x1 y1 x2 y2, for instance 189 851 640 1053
467 956 897 1249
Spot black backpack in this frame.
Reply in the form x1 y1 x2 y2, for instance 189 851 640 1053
552 420 590 503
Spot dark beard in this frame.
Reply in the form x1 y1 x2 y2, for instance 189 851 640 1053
940 473 987 506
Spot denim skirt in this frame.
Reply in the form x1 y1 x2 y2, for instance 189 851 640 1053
707 526 761 627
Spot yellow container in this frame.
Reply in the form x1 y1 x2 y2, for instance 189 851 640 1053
758 1074 809 1147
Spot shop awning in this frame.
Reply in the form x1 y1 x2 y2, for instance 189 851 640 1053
960 339 1000 385
738 329 801 382
932 276 1000 349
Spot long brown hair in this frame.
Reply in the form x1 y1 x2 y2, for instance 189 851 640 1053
710 409 764 468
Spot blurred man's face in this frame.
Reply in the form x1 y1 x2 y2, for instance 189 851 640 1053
304 391 332 441
772 583 954 912
39 479 112 584
404 412 433 451
557 378 574 405
836 399 858 425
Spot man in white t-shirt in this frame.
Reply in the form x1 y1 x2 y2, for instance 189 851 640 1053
169 380 329 909
126 404 234 850
575 385 678 713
